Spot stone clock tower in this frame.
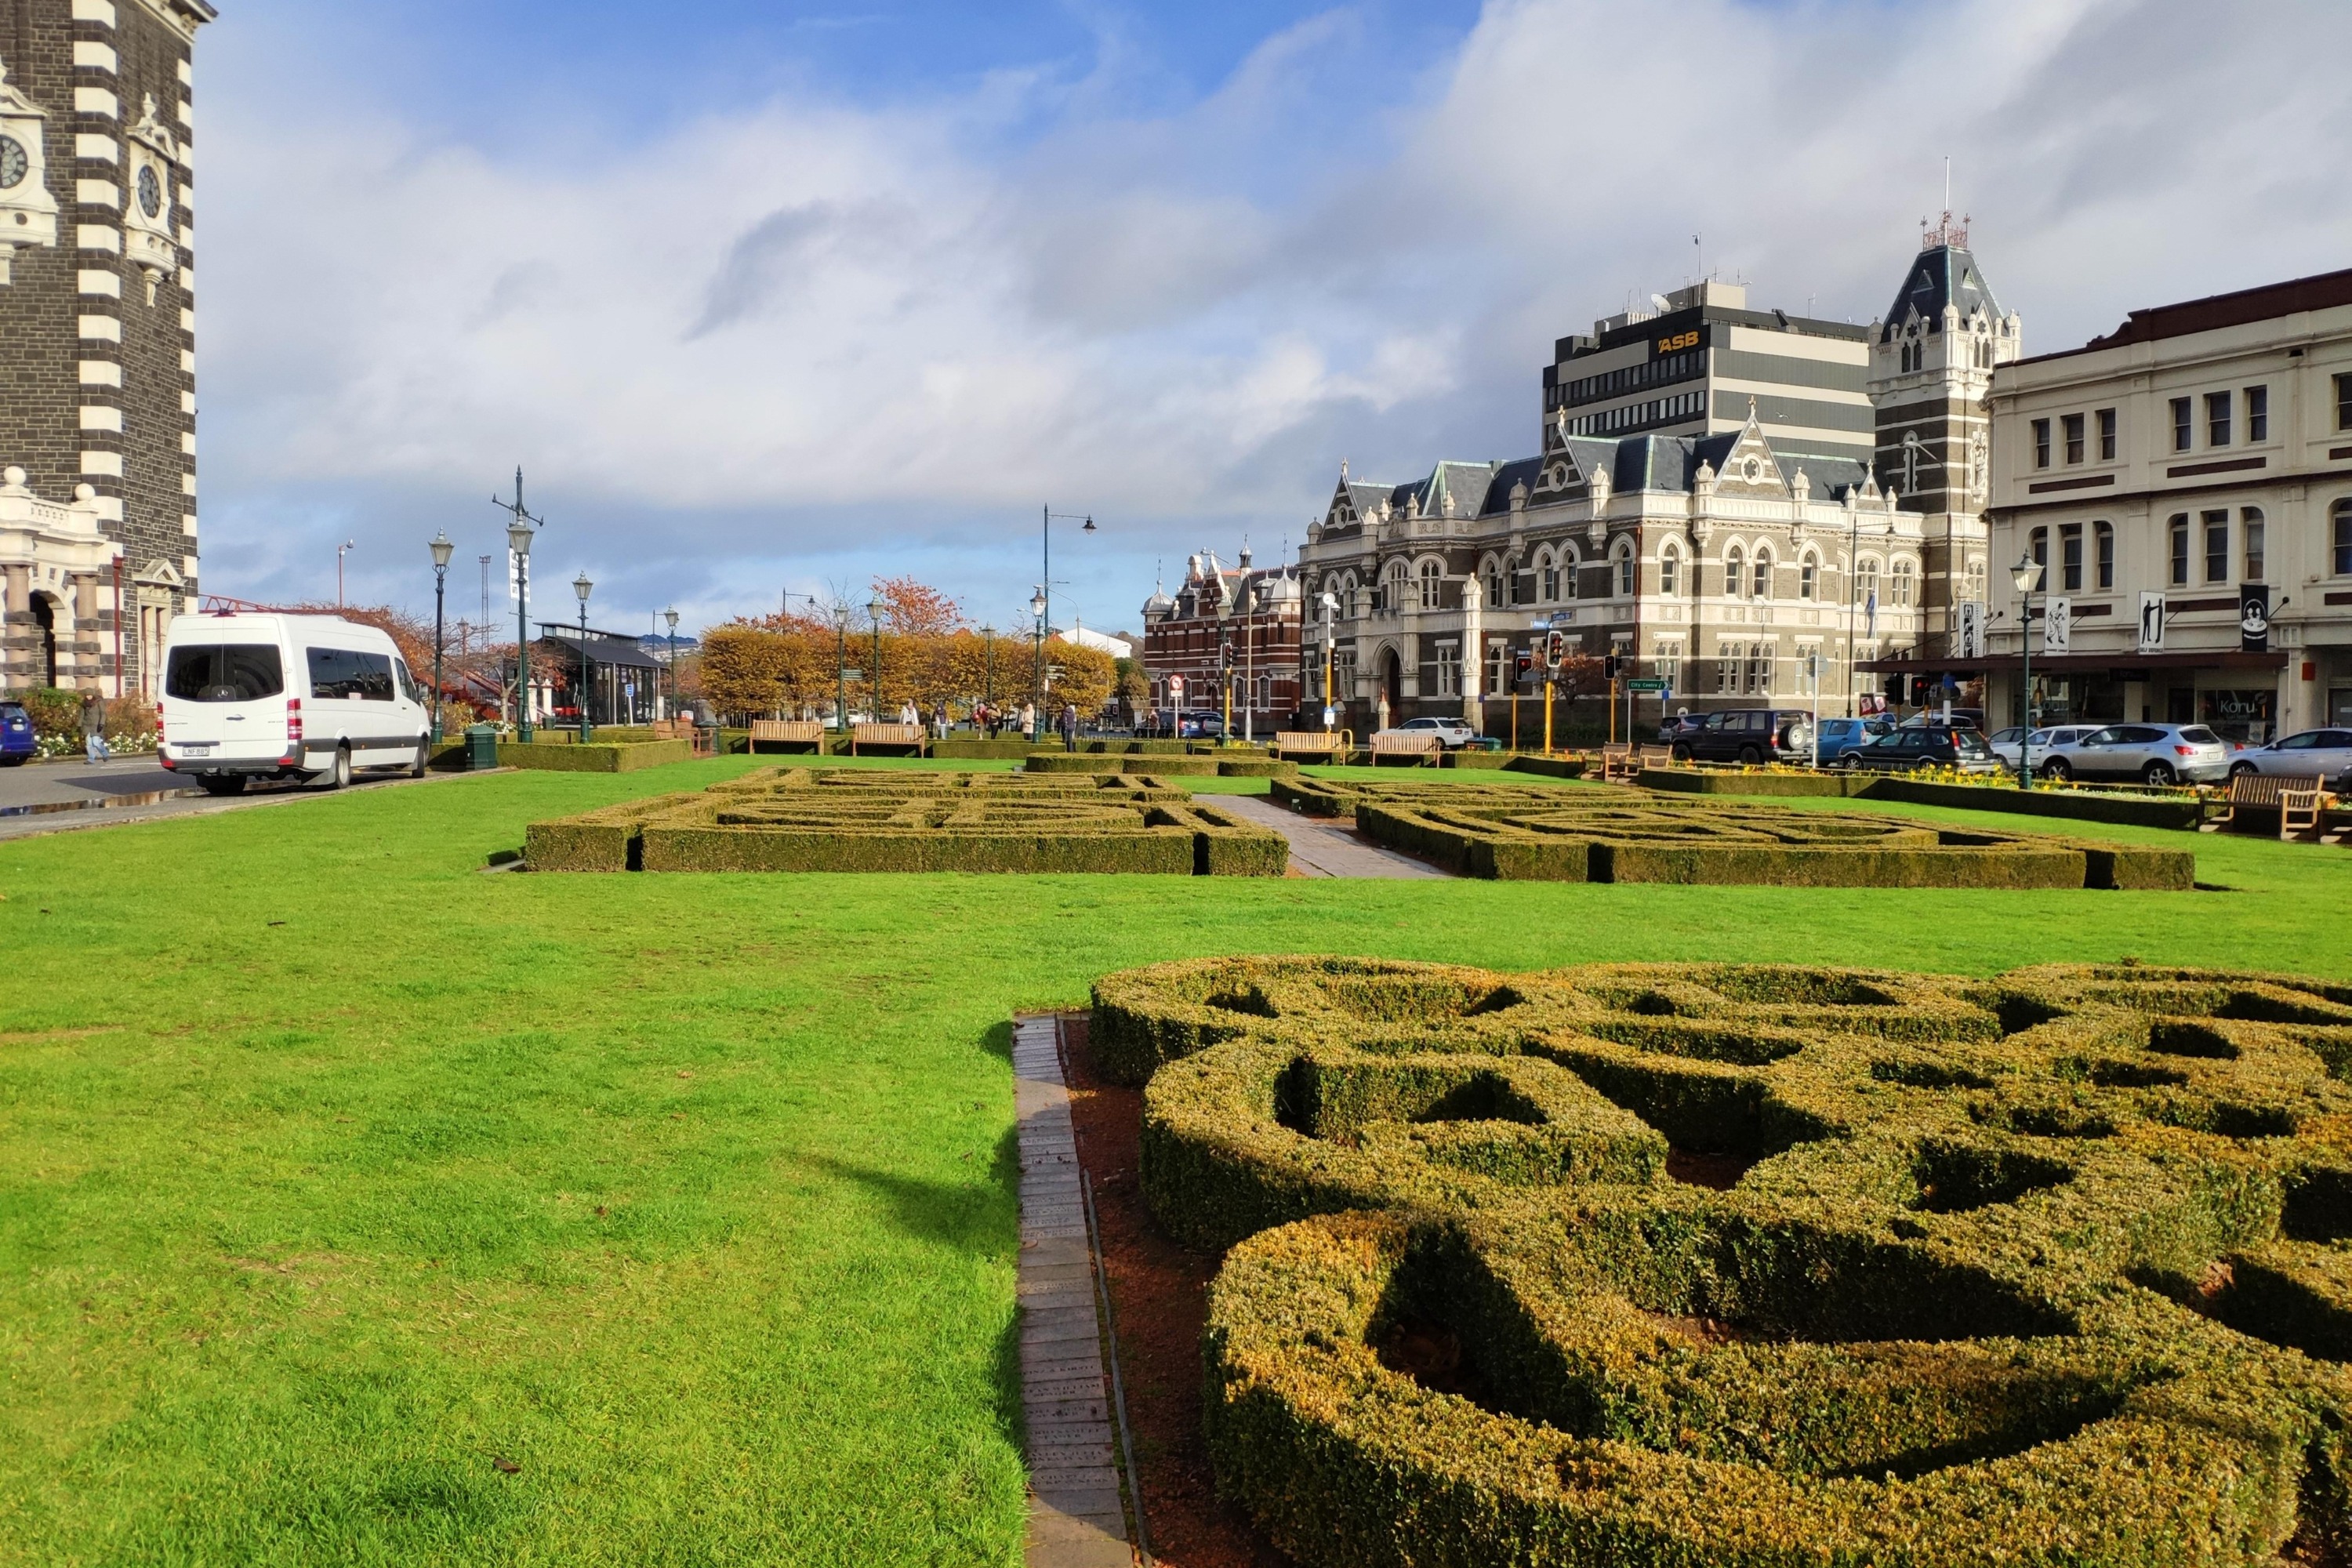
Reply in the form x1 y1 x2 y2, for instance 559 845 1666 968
0 0 213 698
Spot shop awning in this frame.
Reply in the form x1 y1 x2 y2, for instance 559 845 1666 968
1857 650 2286 676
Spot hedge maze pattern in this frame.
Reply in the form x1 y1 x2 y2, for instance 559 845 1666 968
526 767 1287 874
1091 956 2352 1566
1271 776 2195 888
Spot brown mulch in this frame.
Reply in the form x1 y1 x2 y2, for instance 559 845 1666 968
1058 1014 1290 1568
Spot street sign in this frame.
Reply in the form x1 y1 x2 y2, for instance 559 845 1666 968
840 668 865 681
1626 677 1667 691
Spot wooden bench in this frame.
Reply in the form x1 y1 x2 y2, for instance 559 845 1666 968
1600 743 1636 782
2207 772 2327 840
1637 744 1673 771
1369 731 1441 766
749 719 826 754
851 721 928 757
1273 730 1345 760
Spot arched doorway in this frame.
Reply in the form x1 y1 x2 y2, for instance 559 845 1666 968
30 593 58 687
1378 646 1403 727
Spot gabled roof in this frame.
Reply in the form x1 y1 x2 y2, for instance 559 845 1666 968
2031 265 2352 362
1882 243 2004 339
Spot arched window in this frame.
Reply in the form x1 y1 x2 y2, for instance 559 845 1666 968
1417 557 1443 610
1536 548 1559 603
1613 539 1635 596
2029 525 2049 573
1891 559 1917 608
1725 546 1744 598
1480 556 1503 608
1751 548 1773 601
1381 558 1408 610
1857 556 1882 606
1559 545 1581 600
1658 543 1680 596
1798 550 1818 601
1965 559 1986 604
2335 499 2352 576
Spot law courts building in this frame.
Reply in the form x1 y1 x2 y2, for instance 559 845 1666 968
1979 267 2352 742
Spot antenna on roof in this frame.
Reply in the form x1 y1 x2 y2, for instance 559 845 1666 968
1693 232 1702 281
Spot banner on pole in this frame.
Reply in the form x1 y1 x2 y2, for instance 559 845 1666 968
1956 601 1985 660
2137 592 2166 653
2042 596 2072 655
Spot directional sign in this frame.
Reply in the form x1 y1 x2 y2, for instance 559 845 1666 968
1626 677 1668 691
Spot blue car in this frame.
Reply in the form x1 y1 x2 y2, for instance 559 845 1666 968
0 699 32 766
1812 716 1892 764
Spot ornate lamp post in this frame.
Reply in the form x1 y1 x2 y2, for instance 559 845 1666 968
428 530 453 742
981 624 995 710
868 597 884 721
663 606 680 720
1030 588 1048 699
2013 553 2045 790
1319 590 1339 732
493 469 543 741
572 572 594 742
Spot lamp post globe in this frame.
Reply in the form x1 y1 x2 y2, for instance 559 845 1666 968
427 530 454 742
572 572 593 743
662 606 680 724
2012 553 2043 790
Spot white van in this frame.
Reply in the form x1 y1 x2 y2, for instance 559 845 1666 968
159 612 433 795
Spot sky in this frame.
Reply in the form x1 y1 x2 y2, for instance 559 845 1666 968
190 0 2352 641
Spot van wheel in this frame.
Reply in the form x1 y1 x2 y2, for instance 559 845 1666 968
410 735 430 778
328 746 352 789
1737 745 1763 765
198 775 245 797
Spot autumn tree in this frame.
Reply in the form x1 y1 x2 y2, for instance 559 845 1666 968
871 576 964 638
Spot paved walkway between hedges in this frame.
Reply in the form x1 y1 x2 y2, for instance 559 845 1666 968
1012 1014 1134 1568
1212 793 1454 879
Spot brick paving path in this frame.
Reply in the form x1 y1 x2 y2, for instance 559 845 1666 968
1014 1014 1134 1567
1211 792 1453 879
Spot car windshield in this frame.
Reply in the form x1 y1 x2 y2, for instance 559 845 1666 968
166 643 285 702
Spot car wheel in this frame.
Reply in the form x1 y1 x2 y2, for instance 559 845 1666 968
2229 761 2259 779
2040 758 2071 781
1737 745 1763 765
198 775 246 797
1670 743 1691 763
328 746 352 790
2142 760 2176 786
410 736 430 779
0 756 25 768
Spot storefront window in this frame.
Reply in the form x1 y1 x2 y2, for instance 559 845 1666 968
2200 689 2274 746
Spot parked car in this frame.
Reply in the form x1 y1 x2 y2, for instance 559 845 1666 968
1377 715 1482 750
1657 711 1708 749
1838 725 2002 774
159 612 433 794
2034 723 2230 786
1668 708 1815 764
1896 709 1984 732
1813 717 1893 764
1991 724 2103 772
2227 728 2352 787
1171 710 1225 740
0 699 31 766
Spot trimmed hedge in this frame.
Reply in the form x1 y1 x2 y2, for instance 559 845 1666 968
1090 955 2352 1566
1862 776 2208 830
1640 766 1874 797
524 765 1287 875
497 739 694 772
1024 752 1298 779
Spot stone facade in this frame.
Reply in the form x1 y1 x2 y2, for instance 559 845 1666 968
0 0 210 695
1289 231 2012 735
1138 549 1303 738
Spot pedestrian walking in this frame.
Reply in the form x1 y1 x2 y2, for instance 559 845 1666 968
1058 702 1078 753
931 700 948 740
1021 702 1036 742
81 692 110 763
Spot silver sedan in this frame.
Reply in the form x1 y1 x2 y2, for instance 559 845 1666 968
2037 724 2231 786
2229 728 2352 788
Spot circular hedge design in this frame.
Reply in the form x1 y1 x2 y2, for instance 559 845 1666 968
1090 956 2352 1566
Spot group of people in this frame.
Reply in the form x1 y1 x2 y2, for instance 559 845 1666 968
887 698 1083 749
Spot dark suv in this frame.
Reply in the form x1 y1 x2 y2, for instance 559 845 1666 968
1670 708 1814 764
0 700 32 766
1838 724 2001 774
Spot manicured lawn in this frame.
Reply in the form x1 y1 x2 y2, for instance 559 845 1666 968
0 755 2344 1565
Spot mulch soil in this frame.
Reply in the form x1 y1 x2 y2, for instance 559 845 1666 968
1058 1013 1290 1568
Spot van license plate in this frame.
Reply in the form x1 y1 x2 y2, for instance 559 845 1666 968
178 744 213 757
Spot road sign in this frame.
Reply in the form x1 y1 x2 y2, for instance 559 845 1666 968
1626 677 1667 691
840 668 865 681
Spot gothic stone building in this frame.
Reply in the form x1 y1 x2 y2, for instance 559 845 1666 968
1294 227 2019 731
1138 547 1304 737
0 0 211 696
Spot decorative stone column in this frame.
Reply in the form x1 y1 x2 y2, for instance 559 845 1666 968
1461 575 1483 727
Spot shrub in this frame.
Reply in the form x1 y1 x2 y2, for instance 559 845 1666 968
1088 954 2352 1566
498 739 694 772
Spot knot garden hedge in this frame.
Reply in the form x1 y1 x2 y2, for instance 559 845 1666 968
1271 776 2194 889
524 767 1287 874
1090 956 2352 1566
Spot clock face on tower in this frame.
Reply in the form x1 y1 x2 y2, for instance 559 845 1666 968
138 165 162 218
0 136 27 191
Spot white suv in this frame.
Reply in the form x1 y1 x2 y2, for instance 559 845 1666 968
1381 716 1481 750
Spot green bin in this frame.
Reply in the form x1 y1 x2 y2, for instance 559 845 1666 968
464 724 500 771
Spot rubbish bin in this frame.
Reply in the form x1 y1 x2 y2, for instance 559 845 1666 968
465 724 500 771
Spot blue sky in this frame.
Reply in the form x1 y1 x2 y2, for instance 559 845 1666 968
190 0 2352 639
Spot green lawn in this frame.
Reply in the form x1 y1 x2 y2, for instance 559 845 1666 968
0 756 2346 1566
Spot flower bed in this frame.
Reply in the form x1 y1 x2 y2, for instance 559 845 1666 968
1091 955 2352 1566
524 765 1288 875
1276 778 2194 888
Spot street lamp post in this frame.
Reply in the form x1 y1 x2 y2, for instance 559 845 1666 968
868 598 884 722
663 606 680 721
982 625 995 710
1319 590 1339 732
1039 506 1096 677
492 469 543 741
1030 589 1047 700
337 539 355 607
573 572 594 743
1215 589 1233 742
428 530 453 741
2013 554 2045 790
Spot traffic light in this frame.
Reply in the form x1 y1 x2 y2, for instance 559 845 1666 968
1544 630 1564 670
1603 654 1622 681
1513 650 1534 683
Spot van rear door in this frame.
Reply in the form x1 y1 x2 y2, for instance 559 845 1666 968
162 640 290 764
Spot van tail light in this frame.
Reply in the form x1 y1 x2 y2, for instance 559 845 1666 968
154 702 164 729
286 698 303 744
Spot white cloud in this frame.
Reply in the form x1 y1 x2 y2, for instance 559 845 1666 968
194 0 2352 625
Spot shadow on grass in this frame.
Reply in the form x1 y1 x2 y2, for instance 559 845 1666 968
799 1126 1019 1258
977 1018 1014 1063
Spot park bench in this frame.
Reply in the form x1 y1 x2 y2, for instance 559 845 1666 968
1600 743 1636 782
1369 731 1441 766
652 717 717 754
1638 744 1674 771
2205 773 2327 841
749 719 826 754
1273 730 1345 760
851 721 929 757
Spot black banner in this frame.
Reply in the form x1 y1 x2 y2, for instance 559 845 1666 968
2241 583 2271 652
